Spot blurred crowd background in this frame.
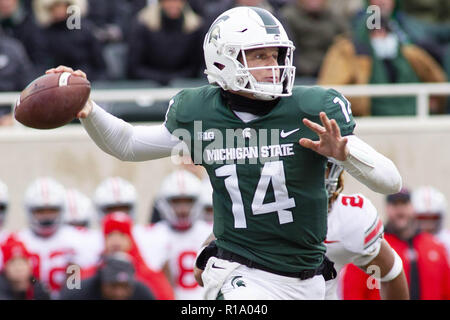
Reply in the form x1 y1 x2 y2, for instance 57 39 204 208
0 0 450 301
0 0 450 125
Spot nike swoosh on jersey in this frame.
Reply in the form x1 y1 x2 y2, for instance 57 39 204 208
212 263 226 269
280 128 300 138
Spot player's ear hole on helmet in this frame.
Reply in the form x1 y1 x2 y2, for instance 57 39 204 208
214 62 225 70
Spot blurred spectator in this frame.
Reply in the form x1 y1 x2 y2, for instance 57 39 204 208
367 0 450 81
341 188 450 300
127 0 204 85
86 0 128 42
60 252 155 300
0 235 50 300
0 26 35 90
0 0 46 73
318 0 447 116
412 186 450 258
280 0 350 78
153 170 212 299
328 0 363 19
128 0 147 18
204 0 280 28
0 28 35 126
398 0 450 24
34 0 107 80
90 212 175 300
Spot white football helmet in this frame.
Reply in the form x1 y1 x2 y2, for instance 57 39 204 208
325 160 344 199
204 6 296 100
93 177 137 219
63 188 96 228
24 177 66 237
0 179 9 227
412 186 447 218
155 170 202 230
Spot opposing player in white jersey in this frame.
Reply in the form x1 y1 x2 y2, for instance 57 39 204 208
93 176 169 271
412 186 450 258
324 161 409 300
63 188 103 267
93 176 138 220
17 177 97 296
154 170 213 300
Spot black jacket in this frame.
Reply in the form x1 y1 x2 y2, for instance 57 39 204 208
42 19 107 81
0 6 47 74
0 34 35 92
0 274 50 300
127 9 204 85
58 273 155 300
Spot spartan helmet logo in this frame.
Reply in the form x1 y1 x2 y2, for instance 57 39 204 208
209 25 220 43
242 128 252 139
207 15 229 44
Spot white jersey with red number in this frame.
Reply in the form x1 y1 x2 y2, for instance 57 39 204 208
133 223 172 271
69 226 103 268
154 220 212 300
325 193 384 300
17 225 101 295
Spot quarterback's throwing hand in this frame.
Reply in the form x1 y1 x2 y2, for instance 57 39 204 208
300 112 349 161
45 65 92 119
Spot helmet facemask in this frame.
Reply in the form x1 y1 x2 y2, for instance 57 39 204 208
30 206 62 237
235 45 295 100
325 160 344 208
156 196 202 231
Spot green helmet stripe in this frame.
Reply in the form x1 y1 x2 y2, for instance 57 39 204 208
250 7 280 34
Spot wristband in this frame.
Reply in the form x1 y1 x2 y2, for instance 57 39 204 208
380 249 403 282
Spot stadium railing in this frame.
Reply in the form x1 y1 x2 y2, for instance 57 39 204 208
1 82 449 124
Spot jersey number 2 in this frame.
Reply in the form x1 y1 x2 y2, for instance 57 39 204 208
216 161 296 228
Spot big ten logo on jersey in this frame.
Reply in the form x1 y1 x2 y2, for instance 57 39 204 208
177 251 198 289
29 249 76 291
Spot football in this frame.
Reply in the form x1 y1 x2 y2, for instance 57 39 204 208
14 72 91 129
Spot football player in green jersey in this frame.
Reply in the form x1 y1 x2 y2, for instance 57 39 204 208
47 6 402 300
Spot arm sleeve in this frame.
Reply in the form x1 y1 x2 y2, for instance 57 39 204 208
330 135 403 195
322 89 402 194
80 100 183 161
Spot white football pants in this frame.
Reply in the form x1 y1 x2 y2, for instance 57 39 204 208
201 257 326 300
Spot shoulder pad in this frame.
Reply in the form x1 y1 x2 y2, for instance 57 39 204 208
333 194 383 255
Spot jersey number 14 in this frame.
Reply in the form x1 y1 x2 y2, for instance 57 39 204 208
216 161 296 228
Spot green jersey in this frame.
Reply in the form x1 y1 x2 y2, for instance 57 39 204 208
164 85 355 272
